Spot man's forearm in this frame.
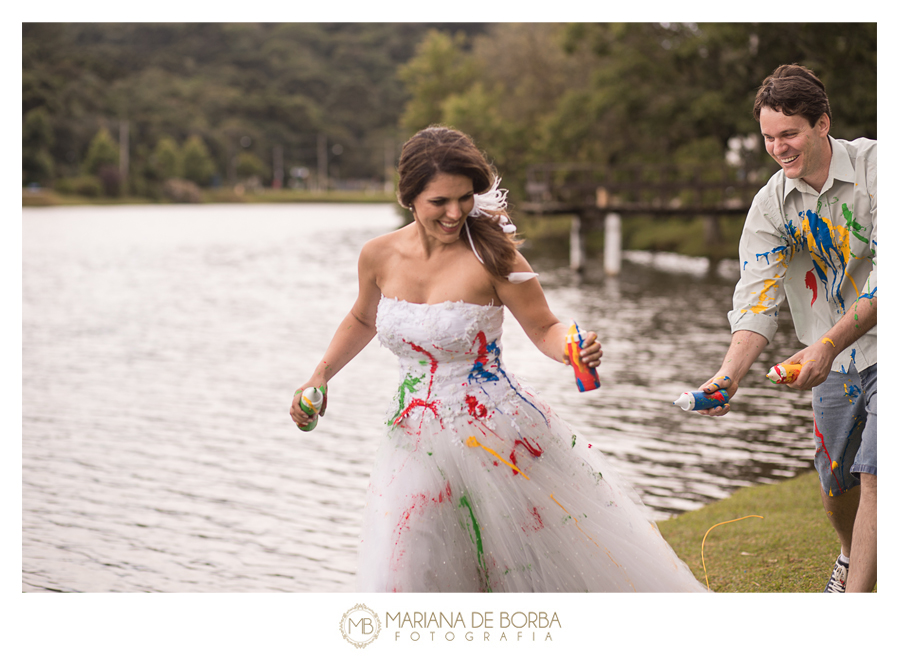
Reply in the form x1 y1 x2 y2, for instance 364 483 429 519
719 330 769 385
821 296 877 355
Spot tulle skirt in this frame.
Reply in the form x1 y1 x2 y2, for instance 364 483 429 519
355 372 707 593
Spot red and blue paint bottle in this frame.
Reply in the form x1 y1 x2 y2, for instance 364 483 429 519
673 390 729 411
565 321 601 392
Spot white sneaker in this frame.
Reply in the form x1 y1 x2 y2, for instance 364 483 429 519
824 556 849 593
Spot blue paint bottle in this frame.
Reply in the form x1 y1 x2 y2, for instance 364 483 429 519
673 390 729 411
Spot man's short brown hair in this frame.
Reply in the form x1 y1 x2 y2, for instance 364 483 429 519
753 64 832 127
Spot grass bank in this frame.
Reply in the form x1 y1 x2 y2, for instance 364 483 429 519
22 187 396 207
657 470 873 593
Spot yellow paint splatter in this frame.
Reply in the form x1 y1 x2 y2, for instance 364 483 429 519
822 337 837 348
701 516 763 591
750 279 779 314
549 493 634 591
466 436 529 480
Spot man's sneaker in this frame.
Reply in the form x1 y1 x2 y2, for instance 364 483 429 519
824 556 850 593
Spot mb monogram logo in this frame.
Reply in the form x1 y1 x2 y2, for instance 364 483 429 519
339 603 382 648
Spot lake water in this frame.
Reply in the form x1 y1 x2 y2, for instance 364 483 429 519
22 202 814 593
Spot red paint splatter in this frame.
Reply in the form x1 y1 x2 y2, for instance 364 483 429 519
815 418 844 495
397 494 427 530
805 269 818 307
392 397 441 425
522 506 545 534
392 484 453 569
437 480 452 503
394 340 442 427
473 331 489 367
392 492 429 564
466 394 488 419
407 340 439 374
508 436 543 476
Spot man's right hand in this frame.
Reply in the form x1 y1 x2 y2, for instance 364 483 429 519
696 330 769 417
696 373 738 416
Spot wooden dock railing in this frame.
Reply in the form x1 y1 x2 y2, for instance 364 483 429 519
518 163 764 274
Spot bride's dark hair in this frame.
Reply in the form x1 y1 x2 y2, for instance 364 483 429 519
397 126 520 280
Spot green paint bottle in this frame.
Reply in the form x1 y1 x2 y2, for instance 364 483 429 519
298 385 327 432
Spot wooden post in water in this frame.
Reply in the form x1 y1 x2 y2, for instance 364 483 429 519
570 214 585 271
704 214 723 276
604 213 622 276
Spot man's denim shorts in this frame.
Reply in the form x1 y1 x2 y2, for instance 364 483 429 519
812 363 877 496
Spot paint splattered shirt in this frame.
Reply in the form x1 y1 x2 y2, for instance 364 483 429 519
728 137 876 373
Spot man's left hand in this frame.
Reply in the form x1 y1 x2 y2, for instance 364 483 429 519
785 339 838 390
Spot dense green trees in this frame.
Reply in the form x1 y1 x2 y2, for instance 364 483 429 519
150 136 182 180
22 23 484 195
22 22 875 201
82 128 118 174
180 135 216 186
398 23 876 198
22 107 55 184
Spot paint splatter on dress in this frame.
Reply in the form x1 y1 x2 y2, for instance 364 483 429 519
356 296 707 592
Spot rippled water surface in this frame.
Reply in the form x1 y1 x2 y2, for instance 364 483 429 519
22 203 814 593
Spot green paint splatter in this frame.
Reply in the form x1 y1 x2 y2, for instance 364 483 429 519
843 203 869 243
388 373 424 424
458 493 491 592
571 434 577 448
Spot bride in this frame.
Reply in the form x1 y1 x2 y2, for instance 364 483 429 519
291 126 706 592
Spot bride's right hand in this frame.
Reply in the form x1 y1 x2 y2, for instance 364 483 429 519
290 383 328 428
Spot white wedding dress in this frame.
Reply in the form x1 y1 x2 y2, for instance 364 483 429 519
356 296 707 592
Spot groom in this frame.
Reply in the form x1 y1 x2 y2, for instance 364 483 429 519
697 64 877 593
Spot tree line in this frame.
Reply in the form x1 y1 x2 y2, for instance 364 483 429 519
22 23 876 202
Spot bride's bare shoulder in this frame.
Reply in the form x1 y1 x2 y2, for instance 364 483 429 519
359 225 413 269
361 224 412 256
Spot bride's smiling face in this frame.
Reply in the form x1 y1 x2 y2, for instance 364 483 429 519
410 172 475 244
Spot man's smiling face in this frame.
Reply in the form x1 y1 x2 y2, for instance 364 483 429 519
760 106 832 192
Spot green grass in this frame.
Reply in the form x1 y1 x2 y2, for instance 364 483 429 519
657 470 873 593
22 189 155 207
22 187 396 207
199 187 396 204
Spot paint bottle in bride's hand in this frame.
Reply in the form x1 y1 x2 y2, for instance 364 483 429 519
297 385 327 432
565 321 601 392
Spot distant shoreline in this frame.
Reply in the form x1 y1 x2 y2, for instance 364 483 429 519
23 188 745 261
22 187 398 208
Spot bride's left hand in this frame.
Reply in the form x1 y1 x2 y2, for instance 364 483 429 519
564 331 602 369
